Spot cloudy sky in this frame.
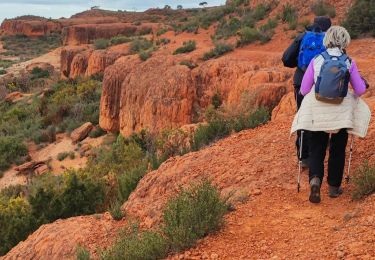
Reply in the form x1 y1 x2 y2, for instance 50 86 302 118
0 0 226 23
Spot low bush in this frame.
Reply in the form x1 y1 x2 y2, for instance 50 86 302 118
30 67 50 80
156 38 171 46
139 50 152 61
94 39 110 50
173 40 196 55
281 4 298 29
215 17 241 40
88 127 106 138
109 200 124 221
0 197 37 255
202 42 234 60
163 181 227 252
76 246 91 260
180 60 198 69
311 0 336 18
101 225 168 260
352 161 375 200
258 18 278 43
110 35 132 45
137 27 153 36
237 27 261 46
57 152 74 161
0 136 28 172
253 3 272 21
156 27 168 36
130 38 153 53
0 69 6 75
342 0 375 38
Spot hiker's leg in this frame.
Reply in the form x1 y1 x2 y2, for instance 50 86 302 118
309 131 329 183
328 129 348 187
294 87 310 160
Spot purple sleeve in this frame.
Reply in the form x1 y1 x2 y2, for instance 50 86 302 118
300 61 315 96
349 60 366 96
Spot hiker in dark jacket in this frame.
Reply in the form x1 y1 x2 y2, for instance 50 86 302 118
282 16 332 167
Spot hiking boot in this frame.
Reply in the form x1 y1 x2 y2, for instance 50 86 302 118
309 177 321 203
328 186 343 198
301 158 309 168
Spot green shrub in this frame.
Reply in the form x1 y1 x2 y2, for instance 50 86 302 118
311 0 336 18
253 3 272 21
30 67 50 80
110 35 132 45
156 38 171 45
352 162 375 200
89 127 106 138
137 27 153 36
109 200 124 221
231 107 270 132
117 167 146 202
139 50 152 61
173 40 197 55
57 152 70 161
180 60 198 69
0 69 6 75
215 17 241 39
93 39 110 50
202 42 234 60
101 225 168 260
76 245 91 260
162 181 227 252
342 0 375 38
237 26 261 46
0 197 37 255
28 171 106 223
130 38 153 53
156 27 168 36
0 136 28 172
211 92 223 109
259 18 278 43
281 4 298 29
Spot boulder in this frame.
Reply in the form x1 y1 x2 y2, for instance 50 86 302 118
34 164 49 175
4 92 24 103
15 161 46 174
70 122 94 143
271 92 296 122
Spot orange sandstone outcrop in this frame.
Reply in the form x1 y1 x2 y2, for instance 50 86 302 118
62 23 152 45
99 55 292 136
0 19 62 36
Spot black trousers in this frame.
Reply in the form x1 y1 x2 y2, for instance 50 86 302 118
294 86 309 159
309 129 348 187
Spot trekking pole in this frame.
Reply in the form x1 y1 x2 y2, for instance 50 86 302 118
345 135 354 184
297 130 304 193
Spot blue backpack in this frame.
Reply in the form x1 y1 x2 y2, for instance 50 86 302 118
298 31 326 71
315 51 351 104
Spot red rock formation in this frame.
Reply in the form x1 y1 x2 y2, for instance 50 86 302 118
70 122 94 143
99 55 292 136
0 19 62 37
60 46 89 78
99 56 141 132
62 23 140 45
85 50 124 77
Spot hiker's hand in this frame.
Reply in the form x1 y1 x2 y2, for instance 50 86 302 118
361 76 370 89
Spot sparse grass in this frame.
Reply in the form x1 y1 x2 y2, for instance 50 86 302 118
0 59 15 69
109 35 132 45
215 17 241 40
57 151 74 161
281 4 298 30
76 245 91 260
173 40 196 55
156 38 171 46
311 0 336 18
0 69 6 75
94 38 110 50
109 200 124 221
352 161 375 200
139 50 152 61
0 136 28 172
156 27 169 36
30 67 50 80
88 127 106 138
237 27 261 46
1 34 61 60
202 42 234 60
180 60 198 69
130 38 153 54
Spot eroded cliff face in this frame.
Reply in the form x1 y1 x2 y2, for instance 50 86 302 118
0 19 62 36
99 53 292 136
61 23 152 45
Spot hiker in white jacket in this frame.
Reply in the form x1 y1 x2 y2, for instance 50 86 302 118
291 26 370 203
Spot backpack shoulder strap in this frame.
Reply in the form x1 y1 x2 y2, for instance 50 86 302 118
321 51 330 60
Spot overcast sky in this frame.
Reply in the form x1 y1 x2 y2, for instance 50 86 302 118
0 0 226 23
